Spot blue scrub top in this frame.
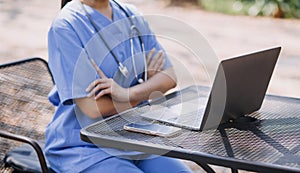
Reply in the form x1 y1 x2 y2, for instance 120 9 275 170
45 0 172 172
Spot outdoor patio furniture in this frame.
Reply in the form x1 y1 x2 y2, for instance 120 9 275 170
0 58 54 173
81 85 300 173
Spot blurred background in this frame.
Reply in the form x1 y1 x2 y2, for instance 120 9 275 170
1 0 299 97
174 0 300 19
0 0 299 172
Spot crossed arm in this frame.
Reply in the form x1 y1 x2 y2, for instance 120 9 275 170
75 48 177 119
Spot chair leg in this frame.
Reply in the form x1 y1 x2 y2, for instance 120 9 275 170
0 130 49 173
195 161 215 173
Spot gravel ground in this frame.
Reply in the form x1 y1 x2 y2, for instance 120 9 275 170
1 0 299 172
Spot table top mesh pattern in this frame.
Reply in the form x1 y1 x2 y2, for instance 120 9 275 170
83 86 300 169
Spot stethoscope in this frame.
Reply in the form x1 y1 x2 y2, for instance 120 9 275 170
80 0 147 84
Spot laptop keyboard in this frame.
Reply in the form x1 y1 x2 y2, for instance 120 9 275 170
140 97 207 130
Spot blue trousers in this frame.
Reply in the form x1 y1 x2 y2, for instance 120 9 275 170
82 156 192 173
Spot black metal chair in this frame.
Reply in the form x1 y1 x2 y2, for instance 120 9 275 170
0 58 54 173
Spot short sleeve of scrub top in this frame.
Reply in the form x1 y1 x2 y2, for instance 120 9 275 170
48 2 172 105
45 1 173 172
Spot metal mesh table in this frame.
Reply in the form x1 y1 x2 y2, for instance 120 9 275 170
80 85 300 173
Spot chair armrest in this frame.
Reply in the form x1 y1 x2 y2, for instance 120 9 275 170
0 130 49 173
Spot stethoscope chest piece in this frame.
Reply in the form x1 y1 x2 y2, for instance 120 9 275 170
138 78 144 84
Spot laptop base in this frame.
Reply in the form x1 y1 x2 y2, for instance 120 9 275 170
218 116 261 131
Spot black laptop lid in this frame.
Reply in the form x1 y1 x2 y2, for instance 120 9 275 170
201 47 281 130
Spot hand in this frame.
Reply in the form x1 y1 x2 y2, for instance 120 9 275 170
146 48 166 79
86 78 130 102
86 59 130 102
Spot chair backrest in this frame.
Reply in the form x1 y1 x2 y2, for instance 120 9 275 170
0 58 55 163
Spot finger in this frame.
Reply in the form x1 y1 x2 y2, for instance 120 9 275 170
86 78 109 92
151 51 164 70
86 79 102 92
94 88 111 100
146 48 156 65
154 56 165 72
156 50 164 60
89 59 107 79
148 51 161 69
87 83 111 98
158 58 166 71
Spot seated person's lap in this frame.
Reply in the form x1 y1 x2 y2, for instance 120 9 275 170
82 156 192 173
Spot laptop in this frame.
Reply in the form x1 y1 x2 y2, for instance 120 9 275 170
139 47 281 131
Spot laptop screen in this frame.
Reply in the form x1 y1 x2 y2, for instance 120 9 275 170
201 47 281 130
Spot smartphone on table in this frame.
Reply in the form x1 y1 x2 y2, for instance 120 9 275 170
124 122 181 137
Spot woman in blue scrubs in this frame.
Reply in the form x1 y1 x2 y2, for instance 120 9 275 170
45 0 193 172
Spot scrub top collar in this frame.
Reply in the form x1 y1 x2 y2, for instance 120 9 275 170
79 0 126 26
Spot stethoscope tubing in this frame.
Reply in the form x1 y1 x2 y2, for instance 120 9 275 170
81 0 147 83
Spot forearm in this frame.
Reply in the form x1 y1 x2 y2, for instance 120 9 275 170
129 67 177 103
76 67 177 119
75 95 139 119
